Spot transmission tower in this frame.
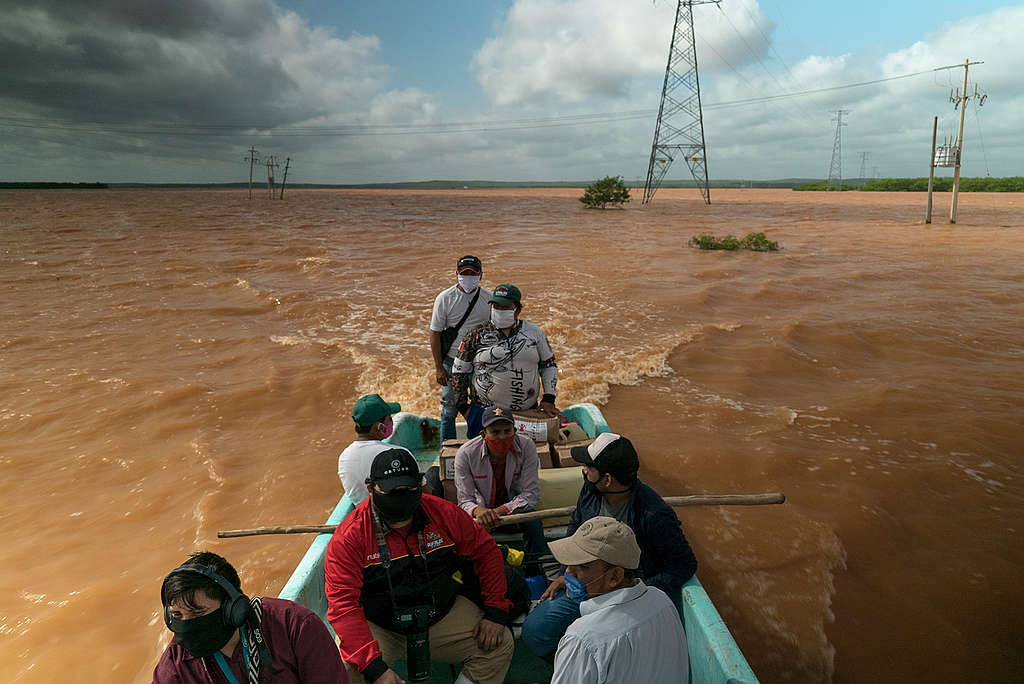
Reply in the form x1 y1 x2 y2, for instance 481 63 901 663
643 0 719 206
826 109 849 190
858 152 869 184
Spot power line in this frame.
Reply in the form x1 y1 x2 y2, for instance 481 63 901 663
0 65 966 139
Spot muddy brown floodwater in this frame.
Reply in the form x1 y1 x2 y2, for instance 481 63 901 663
1 188 1021 682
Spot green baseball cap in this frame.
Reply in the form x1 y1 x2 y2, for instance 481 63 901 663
353 394 401 426
490 284 521 306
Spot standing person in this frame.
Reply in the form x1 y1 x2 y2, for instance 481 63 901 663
430 255 492 442
325 449 514 684
547 517 688 684
337 393 403 505
521 432 697 658
452 284 558 439
454 406 547 577
154 551 348 684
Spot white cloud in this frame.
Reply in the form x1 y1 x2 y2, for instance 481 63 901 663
472 0 771 106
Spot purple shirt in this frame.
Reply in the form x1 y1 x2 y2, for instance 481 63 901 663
454 434 540 516
152 597 348 684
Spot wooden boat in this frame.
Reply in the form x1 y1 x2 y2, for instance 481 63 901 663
278 402 758 683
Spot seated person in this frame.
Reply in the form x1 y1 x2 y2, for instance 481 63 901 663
521 432 697 658
154 551 348 683
454 405 548 577
452 284 559 438
337 393 402 505
549 517 688 684
325 449 514 684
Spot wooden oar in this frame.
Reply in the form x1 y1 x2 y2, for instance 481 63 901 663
217 492 785 539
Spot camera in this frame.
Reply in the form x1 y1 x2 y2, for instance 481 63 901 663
397 605 435 683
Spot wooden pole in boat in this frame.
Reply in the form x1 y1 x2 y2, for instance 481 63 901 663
216 492 786 538
498 492 786 525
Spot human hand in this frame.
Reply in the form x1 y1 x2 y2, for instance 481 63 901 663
473 618 506 652
539 575 565 601
538 401 559 417
434 366 450 386
372 668 405 684
473 507 502 529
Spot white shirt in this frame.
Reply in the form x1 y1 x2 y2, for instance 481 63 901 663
337 440 392 505
551 581 688 684
429 283 492 359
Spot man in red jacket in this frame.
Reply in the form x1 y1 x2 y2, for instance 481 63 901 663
325 448 514 684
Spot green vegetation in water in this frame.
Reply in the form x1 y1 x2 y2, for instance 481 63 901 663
792 182 860 191
794 177 1024 192
580 175 631 209
689 232 779 252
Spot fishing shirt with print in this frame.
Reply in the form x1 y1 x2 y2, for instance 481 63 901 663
453 320 557 411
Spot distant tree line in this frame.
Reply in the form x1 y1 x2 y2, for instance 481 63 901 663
794 177 1024 192
0 182 109 189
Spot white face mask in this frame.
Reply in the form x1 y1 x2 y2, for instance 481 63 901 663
457 274 481 292
490 307 516 329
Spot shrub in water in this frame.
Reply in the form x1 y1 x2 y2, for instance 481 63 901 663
689 232 779 251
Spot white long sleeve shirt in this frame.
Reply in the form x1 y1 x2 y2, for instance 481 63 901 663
551 581 689 684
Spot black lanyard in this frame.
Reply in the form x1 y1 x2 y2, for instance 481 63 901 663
370 506 436 616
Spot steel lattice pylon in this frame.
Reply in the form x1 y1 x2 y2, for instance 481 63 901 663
643 0 717 205
827 109 849 189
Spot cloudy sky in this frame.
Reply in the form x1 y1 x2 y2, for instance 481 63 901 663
1 0 1019 183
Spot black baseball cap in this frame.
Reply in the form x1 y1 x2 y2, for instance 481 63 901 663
571 432 639 481
481 405 515 428
369 448 421 491
457 255 482 272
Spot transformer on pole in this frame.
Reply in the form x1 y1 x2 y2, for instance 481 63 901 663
643 0 718 205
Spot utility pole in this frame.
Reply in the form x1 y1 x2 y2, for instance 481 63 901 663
244 147 259 199
279 157 291 199
643 0 719 205
949 59 986 223
826 110 849 190
926 116 938 224
265 156 278 198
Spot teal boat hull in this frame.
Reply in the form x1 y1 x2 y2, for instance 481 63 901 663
278 403 758 683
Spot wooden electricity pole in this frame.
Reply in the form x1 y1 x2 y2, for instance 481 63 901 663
926 116 938 224
245 147 259 199
949 59 985 224
279 157 291 199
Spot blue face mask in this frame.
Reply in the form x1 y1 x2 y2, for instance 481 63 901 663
564 572 589 601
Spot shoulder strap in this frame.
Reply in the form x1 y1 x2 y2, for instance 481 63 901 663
453 288 481 333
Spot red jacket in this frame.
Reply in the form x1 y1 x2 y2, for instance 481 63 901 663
324 494 511 677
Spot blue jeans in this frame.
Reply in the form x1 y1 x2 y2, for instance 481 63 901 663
465 403 484 440
440 358 457 442
521 589 582 658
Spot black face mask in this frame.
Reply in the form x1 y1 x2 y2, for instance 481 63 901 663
168 607 237 657
373 487 422 524
583 472 631 497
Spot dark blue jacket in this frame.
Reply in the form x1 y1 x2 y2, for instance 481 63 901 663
567 480 697 596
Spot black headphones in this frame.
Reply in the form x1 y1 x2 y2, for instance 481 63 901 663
161 562 252 630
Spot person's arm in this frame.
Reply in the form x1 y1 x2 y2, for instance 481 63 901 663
429 294 450 386
550 633 600 684
324 529 388 681
641 505 698 594
290 604 353 683
536 328 558 414
503 437 540 513
430 330 449 386
451 328 479 414
454 443 487 516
